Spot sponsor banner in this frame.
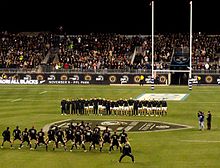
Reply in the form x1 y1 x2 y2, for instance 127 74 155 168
0 73 218 85
0 79 39 85
217 78 220 85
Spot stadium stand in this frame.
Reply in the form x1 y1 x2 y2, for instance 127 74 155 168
0 31 220 73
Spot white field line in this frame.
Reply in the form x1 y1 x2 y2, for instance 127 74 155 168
39 91 48 95
11 98 22 102
181 140 220 143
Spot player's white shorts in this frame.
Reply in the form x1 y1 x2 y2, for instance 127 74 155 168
162 107 167 111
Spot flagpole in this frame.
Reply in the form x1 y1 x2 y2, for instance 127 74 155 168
151 0 155 90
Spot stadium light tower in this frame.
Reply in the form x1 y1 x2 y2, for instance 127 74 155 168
151 0 155 90
188 1 193 90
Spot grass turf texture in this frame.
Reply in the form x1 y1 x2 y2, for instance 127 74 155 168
0 85 220 168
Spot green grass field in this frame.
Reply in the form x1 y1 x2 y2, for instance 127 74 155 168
0 85 220 168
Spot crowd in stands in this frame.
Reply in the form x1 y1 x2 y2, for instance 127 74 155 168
0 31 54 70
1 31 220 72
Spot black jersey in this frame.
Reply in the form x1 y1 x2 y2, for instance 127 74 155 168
92 132 101 144
47 129 55 141
122 143 132 154
2 130 10 139
75 129 82 140
13 128 21 139
128 99 134 106
29 128 37 140
56 130 64 140
102 130 111 142
93 126 101 135
22 131 29 142
37 131 45 142
162 100 167 107
65 128 74 140
84 130 93 142
119 132 127 144
111 134 119 143
61 99 66 109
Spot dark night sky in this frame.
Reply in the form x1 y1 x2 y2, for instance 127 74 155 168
0 0 219 34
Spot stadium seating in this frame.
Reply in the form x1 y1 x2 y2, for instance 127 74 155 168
1 31 220 72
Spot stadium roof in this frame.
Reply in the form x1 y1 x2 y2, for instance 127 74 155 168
0 0 219 34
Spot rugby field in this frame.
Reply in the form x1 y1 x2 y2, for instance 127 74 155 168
0 85 220 168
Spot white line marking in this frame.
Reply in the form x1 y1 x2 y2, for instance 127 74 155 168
181 140 220 143
39 91 48 95
11 98 22 102
43 118 193 133
138 123 147 130
149 124 156 130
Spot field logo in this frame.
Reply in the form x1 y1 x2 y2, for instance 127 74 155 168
43 119 191 133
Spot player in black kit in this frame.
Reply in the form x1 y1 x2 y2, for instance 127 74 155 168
55 127 67 151
72 127 83 151
46 127 56 151
90 125 101 151
1 127 12 148
12 126 22 148
100 126 111 152
61 98 67 115
119 141 135 163
28 126 37 150
82 126 93 152
119 129 128 145
19 128 30 149
35 128 48 151
65 125 75 151
109 131 120 152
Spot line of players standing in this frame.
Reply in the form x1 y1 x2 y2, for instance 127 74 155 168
61 98 167 116
1 122 129 153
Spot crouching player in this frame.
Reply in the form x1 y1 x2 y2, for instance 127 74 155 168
81 126 93 152
55 127 67 151
19 128 30 149
35 128 48 151
100 126 111 152
119 141 135 163
89 127 102 151
28 126 37 150
109 131 120 152
46 127 56 151
64 125 75 152
12 126 22 149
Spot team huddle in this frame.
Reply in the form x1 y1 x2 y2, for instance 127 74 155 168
1 122 129 153
61 97 168 116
